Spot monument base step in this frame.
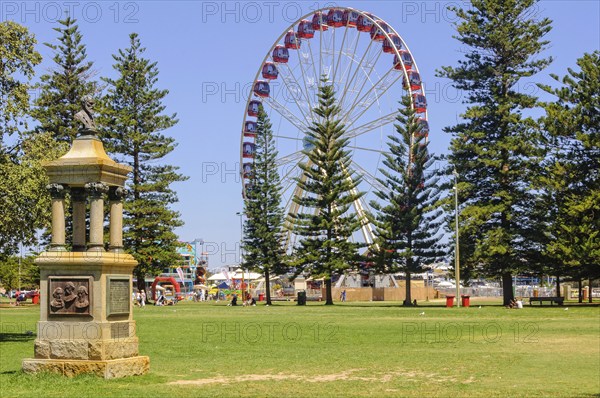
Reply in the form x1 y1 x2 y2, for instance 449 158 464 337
22 355 149 379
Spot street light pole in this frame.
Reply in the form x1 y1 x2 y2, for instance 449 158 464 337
453 169 461 307
236 212 244 301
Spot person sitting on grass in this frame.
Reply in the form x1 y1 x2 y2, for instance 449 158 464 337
228 294 238 306
243 295 256 307
516 298 523 309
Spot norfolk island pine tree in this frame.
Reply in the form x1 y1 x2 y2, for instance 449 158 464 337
370 96 446 306
288 80 365 305
242 104 288 305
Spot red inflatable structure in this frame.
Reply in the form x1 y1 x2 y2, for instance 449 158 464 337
151 276 181 301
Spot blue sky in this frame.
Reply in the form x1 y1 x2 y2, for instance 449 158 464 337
7 1 600 270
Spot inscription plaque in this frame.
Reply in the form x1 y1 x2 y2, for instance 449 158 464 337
107 277 130 316
48 276 92 316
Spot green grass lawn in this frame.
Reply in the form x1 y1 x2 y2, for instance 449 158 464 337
1 299 599 397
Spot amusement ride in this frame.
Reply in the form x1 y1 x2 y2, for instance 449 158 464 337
240 7 429 252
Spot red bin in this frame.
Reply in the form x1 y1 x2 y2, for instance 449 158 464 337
461 295 470 308
31 293 40 304
445 295 455 308
258 293 265 301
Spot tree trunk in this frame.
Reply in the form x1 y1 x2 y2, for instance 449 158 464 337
578 279 583 303
589 278 593 303
325 278 333 305
502 272 514 306
556 275 561 298
404 272 412 306
265 269 271 305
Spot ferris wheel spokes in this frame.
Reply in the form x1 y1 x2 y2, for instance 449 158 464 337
283 58 316 123
336 28 362 88
275 151 305 167
340 47 384 113
344 112 399 140
341 66 400 125
331 24 350 88
277 63 315 124
264 96 309 132
337 37 375 108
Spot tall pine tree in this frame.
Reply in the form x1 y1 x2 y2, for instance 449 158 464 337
537 51 600 298
370 96 445 306
32 16 97 143
289 82 364 305
100 33 187 291
437 0 552 305
242 105 287 305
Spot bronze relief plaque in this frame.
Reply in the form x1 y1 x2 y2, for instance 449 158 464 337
107 276 131 316
48 276 92 315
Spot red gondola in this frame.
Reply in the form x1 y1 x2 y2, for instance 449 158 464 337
312 11 328 31
342 10 359 27
403 71 422 91
412 94 427 113
244 121 257 137
357 14 373 32
248 100 261 117
262 62 278 80
416 118 429 137
242 142 255 158
272 45 289 63
327 9 344 27
297 19 314 39
370 20 389 41
284 30 301 49
393 50 413 70
242 162 253 178
253 81 270 98
383 34 402 53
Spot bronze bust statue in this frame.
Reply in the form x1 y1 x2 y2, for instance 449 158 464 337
74 95 96 132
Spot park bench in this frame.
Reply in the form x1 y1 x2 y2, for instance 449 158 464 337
528 297 564 306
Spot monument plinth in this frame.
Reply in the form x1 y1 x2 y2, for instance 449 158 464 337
22 97 149 378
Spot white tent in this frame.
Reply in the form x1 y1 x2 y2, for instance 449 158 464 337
231 270 262 280
207 273 228 281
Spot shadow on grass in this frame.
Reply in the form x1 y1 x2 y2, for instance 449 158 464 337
0 333 36 342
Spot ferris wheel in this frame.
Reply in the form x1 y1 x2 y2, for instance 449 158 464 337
240 7 429 251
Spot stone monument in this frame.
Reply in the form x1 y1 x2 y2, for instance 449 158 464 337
22 96 149 378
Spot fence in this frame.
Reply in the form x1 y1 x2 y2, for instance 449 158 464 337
436 286 557 298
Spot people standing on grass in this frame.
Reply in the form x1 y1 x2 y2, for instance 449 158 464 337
140 290 146 308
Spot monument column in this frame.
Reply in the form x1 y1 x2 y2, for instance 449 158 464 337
24 95 148 379
71 187 87 252
108 187 127 253
47 183 67 252
86 182 109 252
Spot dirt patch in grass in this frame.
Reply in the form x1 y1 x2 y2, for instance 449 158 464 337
169 368 458 386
